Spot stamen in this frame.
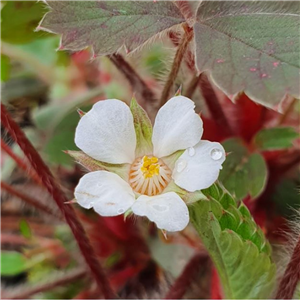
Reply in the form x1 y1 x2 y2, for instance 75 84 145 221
129 156 171 196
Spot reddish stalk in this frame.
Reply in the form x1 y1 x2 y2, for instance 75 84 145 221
1 104 116 299
275 234 300 299
199 74 234 137
278 97 297 125
159 24 194 107
1 139 43 186
3 268 87 299
184 74 201 98
1 181 62 220
109 53 157 119
164 253 210 299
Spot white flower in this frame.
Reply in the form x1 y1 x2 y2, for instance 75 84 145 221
73 96 225 232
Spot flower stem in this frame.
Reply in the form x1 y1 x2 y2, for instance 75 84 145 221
184 74 201 98
109 53 157 119
1 181 62 220
159 24 194 107
275 234 300 299
199 74 234 137
278 97 297 125
164 253 210 299
3 268 87 299
1 104 116 299
1 139 43 187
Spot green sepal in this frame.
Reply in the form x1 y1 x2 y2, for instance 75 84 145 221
130 97 153 157
124 208 133 221
189 183 276 298
66 150 129 181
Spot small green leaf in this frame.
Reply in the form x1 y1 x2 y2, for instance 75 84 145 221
19 219 32 239
130 97 153 156
219 138 268 200
1 252 28 276
189 185 276 298
253 127 299 150
1 1 50 44
1 55 10 82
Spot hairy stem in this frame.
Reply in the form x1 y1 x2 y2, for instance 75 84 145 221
199 74 234 137
164 253 210 299
1 181 62 220
109 53 157 119
1 104 116 299
184 74 201 99
159 24 194 107
1 139 43 187
275 234 300 299
3 268 87 299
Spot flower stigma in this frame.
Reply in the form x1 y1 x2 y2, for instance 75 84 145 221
129 155 171 196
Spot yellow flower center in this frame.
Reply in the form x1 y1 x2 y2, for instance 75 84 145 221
140 156 160 178
129 156 171 196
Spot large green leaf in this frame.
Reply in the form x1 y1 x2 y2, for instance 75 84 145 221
1 1 50 44
38 1 185 56
219 138 268 200
253 127 299 150
194 1 300 108
189 184 276 298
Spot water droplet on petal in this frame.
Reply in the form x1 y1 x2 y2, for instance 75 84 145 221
176 160 187 173
210 148 223 160
152 204 168 212
249 67 257 72
118 208 125 214
188 147 195 157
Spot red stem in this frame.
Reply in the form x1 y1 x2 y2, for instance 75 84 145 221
164 253 210 299
199 74 234 137
1 181 62 220
1 139 43 186
1 104 116 299
275 234 300 299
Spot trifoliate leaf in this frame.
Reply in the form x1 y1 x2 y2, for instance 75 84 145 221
219 138 268 200
253 127 299 150
194 1 300 108
38 1 185 56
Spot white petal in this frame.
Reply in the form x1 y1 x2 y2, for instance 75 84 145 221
152 96 203 158
131 192 189 232
75 100 136 164
172 141 225 192
74 171 135 216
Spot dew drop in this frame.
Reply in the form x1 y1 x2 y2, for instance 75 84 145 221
152 204 168 212
249 67 257 72
210 148 223 160
176 160 187 173
118 208 125 214
188 147 195 157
